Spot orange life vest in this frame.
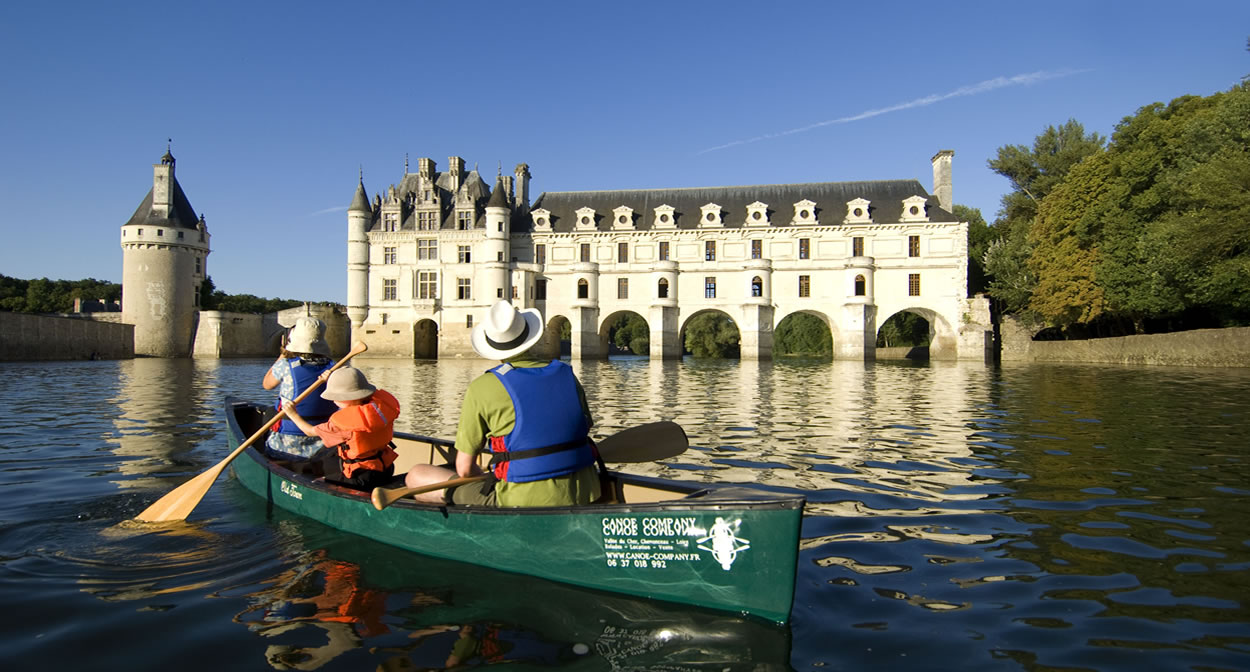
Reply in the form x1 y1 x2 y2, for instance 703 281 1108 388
327 389 399 478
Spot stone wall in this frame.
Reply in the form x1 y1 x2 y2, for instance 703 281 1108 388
0 312 134 361
1001 316 1250 367
193 311 269 358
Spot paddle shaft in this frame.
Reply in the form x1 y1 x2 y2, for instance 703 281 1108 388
370 474 488 510
370 421 689 511
135 341 369 522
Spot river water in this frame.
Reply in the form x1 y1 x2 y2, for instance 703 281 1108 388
1 356 1248 671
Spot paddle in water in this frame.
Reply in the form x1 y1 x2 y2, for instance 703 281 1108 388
370 420 689 510
135 341 370 523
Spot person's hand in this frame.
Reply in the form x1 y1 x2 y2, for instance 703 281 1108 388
282 400 303 420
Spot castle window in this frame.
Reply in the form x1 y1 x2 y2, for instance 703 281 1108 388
612 206 635 230
418 271 437 299
618 242 628 263
177 231 184 240
791 199 818 226
195 257 201 274
467 315 473 328
383 212 399 232
799 238 810 260
511 286 518 299
536 279 547 300
383 279 397 301
580 243 591 262
909 273 921 296
855 274 866 296
705 241 716 261
745 201 769 227
659 242 670 260
901 196 929 223
908 235 920 257
751 240 762 259
798 275 810 298
852 236 864 257
575 207 597 231
497 287 503 298
751 276 763 297
653 204 676 229
699 203 723 228
137 228 143 235
704 277 716 299
384 246 397 264
497 252 504 262
457 278 471 300
577 279 589 299
417 211 438 230
617 278 628 299
457 210 474 230
535 244 546 265
418 239 437 260
845 198 872 224
458 245 471 263
157 229 163 237
658 277 669 298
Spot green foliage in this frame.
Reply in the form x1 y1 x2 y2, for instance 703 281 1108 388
953 204 992 296
200 275 302 314
683 312 740 358
876 312 930 348
774 312 831 356
0 274 121 313
609 313 650 355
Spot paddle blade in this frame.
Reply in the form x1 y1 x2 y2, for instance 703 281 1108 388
596 421 688 463
134 465 224 522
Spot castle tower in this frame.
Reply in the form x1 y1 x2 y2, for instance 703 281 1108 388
346 176 372 331
483 176 512 301
120 148 211 357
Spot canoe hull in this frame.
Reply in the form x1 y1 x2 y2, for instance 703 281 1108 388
226 401 803 624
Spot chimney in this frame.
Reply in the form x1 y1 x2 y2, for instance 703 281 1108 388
448 156 464 193
931 150 953 211
514 163 531 214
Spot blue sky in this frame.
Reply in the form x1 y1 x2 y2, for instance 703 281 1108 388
2 1 1246 304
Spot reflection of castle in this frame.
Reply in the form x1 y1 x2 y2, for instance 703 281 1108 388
118 149 347 357
347 152 992 360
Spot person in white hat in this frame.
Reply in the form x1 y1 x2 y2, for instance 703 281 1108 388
262 317 337 460
404 300 601 507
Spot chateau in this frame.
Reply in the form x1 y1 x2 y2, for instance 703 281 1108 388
348 152 992 360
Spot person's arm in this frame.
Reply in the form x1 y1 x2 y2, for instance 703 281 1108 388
455 450 482 478
281 401 319 437
262 357 285 390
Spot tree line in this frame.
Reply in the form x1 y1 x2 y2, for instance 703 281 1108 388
974 76 1250 336
0 274 304 315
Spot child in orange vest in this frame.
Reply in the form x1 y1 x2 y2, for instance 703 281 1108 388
283 366 399 491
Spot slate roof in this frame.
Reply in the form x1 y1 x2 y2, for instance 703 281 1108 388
522 179 955 233
124 177 200 229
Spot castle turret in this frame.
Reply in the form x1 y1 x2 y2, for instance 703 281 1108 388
120 147 211 357
483 176 512 301
347 177 372 331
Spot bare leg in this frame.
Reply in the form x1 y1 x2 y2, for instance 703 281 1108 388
404 464 458 504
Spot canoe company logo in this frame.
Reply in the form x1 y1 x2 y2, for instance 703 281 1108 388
280 481 303 500
697 517 750 570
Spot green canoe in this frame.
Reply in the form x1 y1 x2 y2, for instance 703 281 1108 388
226 400 805 624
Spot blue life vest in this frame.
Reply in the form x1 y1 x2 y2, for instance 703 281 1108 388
273 357 338 435
488 361 595 483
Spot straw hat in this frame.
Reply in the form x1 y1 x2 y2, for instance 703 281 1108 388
285 317 331 356
470 301 544 360
320 367 377 401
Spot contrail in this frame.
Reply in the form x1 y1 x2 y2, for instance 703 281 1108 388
306 206 346 217
696 69 1090 155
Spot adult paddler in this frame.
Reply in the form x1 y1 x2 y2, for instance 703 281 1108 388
403 300 601 507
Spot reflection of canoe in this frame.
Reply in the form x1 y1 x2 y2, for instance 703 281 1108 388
226 399 805 624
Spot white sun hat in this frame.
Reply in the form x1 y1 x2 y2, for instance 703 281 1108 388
285 316 331 356
470 300 544 360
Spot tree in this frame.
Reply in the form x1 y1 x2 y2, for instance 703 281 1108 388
609 313 649 355
876 312 929 348
683 313 740 358
774 312 832 356
985 120 1106 313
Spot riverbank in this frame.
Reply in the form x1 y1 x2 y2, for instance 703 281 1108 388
1001 318 1250 367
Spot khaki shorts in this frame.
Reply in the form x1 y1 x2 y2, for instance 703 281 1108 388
446 479 497 506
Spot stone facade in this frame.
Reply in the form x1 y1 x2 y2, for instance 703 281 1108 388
0 312 134 361
348 152 993 360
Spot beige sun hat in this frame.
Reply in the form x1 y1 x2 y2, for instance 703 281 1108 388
470 300 544 360
285 316 331 356
320 367 377 401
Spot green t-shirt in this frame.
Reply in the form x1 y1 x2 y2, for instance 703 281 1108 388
455 357 601 507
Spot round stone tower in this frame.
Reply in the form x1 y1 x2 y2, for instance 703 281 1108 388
346 177 372 331
120 148 211 357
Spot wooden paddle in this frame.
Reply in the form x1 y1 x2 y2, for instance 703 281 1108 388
135 341 369 523
370 420 689 511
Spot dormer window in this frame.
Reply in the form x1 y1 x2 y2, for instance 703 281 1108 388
791 199 818 226
417 209 439 231
575 207 597 231
745 201 770 227
532 208 552 231
456 210 474 230
383 211 399 232
844 198 872 224
654 204 676 229
612 206 635 230
699 203 723 228
901 196 929 223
